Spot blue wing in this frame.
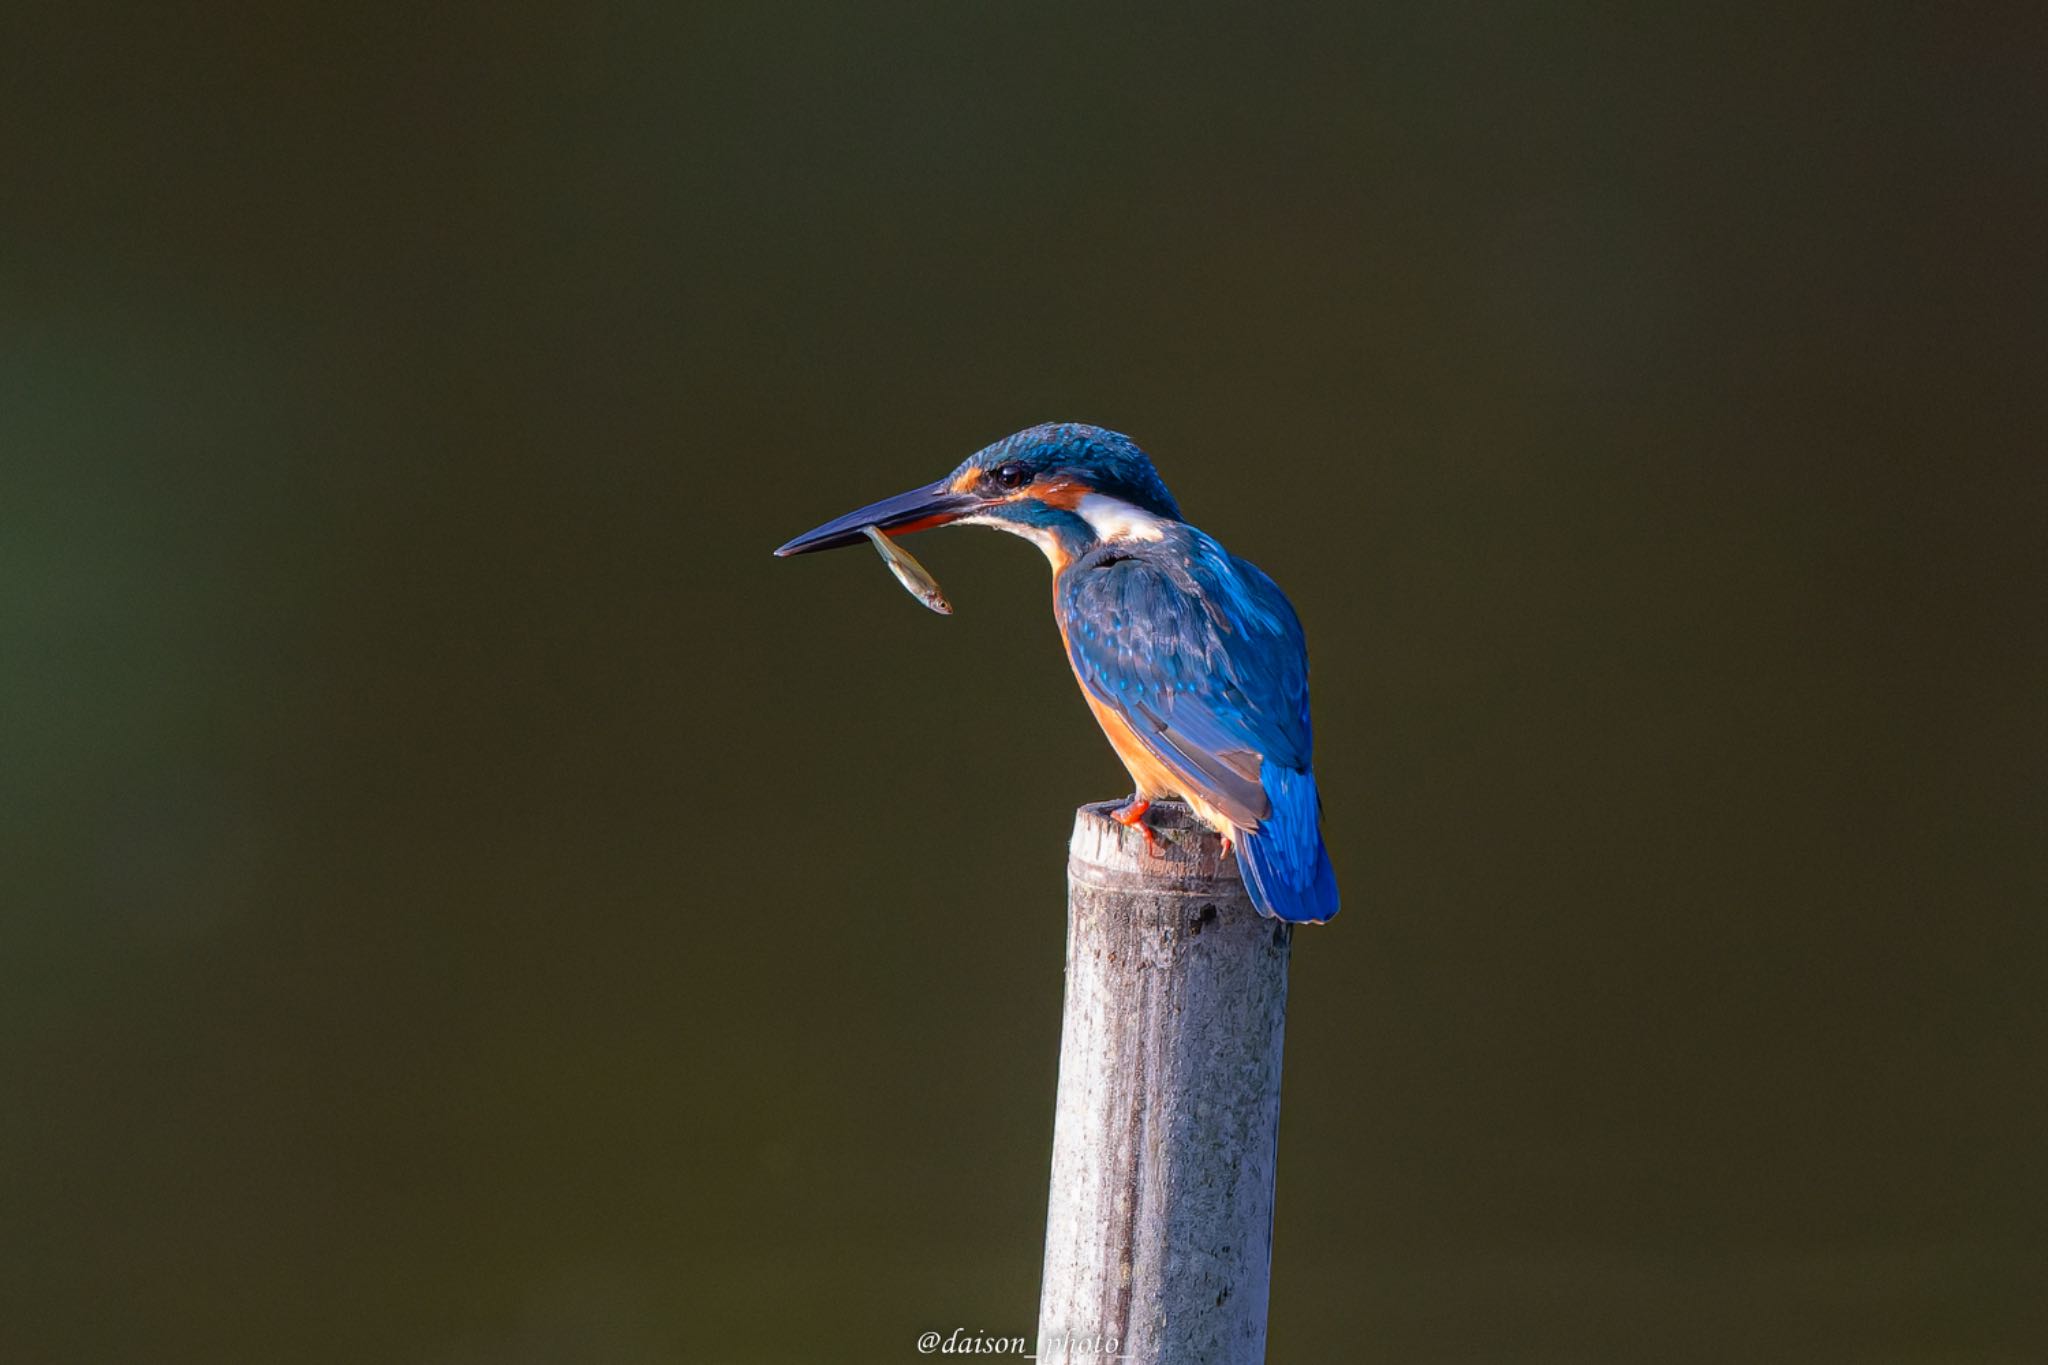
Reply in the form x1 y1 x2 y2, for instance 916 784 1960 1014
1060 529 1339 923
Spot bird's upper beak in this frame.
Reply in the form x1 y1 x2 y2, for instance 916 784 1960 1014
773 478 980 557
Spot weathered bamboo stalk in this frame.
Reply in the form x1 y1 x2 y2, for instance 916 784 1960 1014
1036 800 1292 1365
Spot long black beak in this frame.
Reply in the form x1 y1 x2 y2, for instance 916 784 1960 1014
774 479 980 557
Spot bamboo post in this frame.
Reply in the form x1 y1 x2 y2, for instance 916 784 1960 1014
1036 800 1292 1365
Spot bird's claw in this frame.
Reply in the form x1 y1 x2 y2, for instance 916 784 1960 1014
1111 797 1166 858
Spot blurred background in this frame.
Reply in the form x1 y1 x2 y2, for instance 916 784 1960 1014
3 4 2043 1362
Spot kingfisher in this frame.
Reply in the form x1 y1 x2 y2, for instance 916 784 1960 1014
774 422 1339 924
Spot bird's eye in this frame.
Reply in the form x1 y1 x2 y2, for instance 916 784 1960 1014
993 462 1032 490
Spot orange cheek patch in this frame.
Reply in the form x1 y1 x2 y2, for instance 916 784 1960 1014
1033 480 1088 510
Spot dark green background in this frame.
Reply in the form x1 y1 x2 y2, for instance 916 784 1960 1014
4 4 2042 1362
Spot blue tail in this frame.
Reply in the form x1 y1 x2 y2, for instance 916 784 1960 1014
1236 764 1340 923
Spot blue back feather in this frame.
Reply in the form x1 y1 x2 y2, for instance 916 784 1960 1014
1059 525 1339 922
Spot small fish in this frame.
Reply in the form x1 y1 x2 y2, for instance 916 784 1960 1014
861 524 953 615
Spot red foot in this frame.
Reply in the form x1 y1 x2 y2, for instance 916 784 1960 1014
1110 797 1165 858
1219 835 1233 860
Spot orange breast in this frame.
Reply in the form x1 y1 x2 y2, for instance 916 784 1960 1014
1079 687 1183 800
1077 688 1248 839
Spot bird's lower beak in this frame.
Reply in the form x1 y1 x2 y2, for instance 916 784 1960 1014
773 479 980 557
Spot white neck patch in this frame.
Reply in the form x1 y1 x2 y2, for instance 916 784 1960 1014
1075 493 1170 543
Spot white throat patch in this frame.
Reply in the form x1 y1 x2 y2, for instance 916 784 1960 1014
958 511 1067 566
1075 493 1170 543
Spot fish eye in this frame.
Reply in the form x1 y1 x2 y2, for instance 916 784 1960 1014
993 462 1032 490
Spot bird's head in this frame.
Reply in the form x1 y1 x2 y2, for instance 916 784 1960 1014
774 422 1182 566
